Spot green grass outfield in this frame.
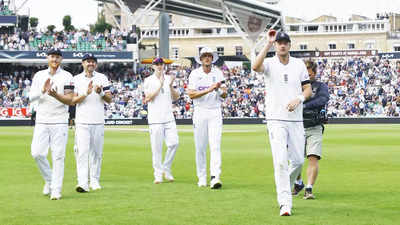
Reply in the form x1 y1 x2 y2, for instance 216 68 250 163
0 124 399 225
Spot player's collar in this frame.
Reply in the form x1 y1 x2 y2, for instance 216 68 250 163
46 66 62 75
82 70 97 78
201 65 214 75
275 55 291 65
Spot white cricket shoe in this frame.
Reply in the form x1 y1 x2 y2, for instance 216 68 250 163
90 181 102 190
279 205 291 216
153 177 163 184
164 172 174 182
42 182 51 196
210 177 222 189
198 177 207 187
50 191 62 200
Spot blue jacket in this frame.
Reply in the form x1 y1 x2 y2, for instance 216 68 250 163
304 80 329 111
303 80 329 128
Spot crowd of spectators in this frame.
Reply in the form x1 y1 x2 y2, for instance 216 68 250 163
1 57 399 119
0 28 137 51
0 0 13 16
318 57 400 117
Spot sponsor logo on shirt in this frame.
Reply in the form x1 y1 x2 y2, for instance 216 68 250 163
198 86 210 91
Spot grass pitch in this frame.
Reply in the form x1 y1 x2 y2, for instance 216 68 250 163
0 124 399 225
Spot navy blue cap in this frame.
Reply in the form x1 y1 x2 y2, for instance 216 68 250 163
152 57 164 64
82 53 97 62
47 48 62 56
275 32 291 42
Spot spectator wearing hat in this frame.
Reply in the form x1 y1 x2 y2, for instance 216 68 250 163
187 47 227 189
71 53 112 192
29 48 74 200
143 57 180 184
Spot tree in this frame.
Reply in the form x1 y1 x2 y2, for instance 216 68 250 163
29 17 38 29
90 12 113 33
136 27 141 40
47 25 56 33
62 15 75 31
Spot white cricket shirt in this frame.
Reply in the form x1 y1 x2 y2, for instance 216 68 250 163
29 67 74 124
188 66 225 110
144 73 175 124
263 56 310 121
73 71 110 124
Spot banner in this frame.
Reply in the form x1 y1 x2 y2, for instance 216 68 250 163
104 119 135 125
0 51 133 62
378 52 400 59
0 107 27 117
264 50 379 58
266 51 316 58
315 50 378 57
0 16 17 24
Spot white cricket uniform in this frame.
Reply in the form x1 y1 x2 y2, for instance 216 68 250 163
144 73 179 180
73 71 110 190
29 67 74 194
263 56 310 208
188 66 225 181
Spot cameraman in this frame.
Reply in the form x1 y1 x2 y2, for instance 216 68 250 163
292 60 329 199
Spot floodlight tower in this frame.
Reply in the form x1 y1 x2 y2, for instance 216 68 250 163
159 0 169 58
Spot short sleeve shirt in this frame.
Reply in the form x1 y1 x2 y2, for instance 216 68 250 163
30 67 74 124
73 71 111 124
144 74 175 124
263 56 309 121
188 66 225 109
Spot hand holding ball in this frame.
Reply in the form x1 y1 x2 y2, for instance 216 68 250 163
269 29 276 37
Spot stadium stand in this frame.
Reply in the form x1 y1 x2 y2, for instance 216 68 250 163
1 57 399 119
0 28 132 51
0 0 13 16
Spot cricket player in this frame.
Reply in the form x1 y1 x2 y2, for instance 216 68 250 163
187 47 227 189
71 53 112 192
292 60 329 199
143 57 180 184
252 31 312 216
29 48 74 200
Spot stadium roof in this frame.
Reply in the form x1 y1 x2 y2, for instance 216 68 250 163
95 0 284 61
96 0 283 30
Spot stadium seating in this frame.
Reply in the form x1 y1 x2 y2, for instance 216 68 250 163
0 5 14 16
1 57 399 119
0 29 129 51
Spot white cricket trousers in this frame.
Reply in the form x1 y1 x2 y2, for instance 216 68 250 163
31 123 68 193
193 107 222 180
74 124 104 189
267 120 305 208
149 121 179 179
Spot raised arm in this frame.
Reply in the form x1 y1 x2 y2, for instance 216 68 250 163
252 29 276 73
